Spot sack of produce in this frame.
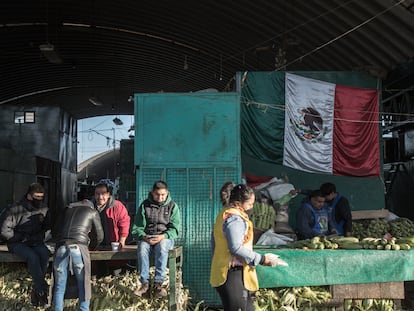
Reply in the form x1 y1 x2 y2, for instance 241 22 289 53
273 203 295 233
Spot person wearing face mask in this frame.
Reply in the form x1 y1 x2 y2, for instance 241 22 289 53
210 183 288 311
0 182 51 307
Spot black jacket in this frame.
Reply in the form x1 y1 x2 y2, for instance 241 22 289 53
0 197 50 249
55 201 104 249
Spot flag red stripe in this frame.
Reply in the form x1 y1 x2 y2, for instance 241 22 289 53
332 85 380 176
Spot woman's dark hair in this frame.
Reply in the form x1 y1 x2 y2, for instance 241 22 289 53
219 181 235 205
152 180 168 191
229 184 254 205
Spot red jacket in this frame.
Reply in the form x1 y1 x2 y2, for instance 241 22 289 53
104 197 130 242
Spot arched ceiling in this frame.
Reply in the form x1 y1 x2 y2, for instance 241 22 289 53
1 0 413 119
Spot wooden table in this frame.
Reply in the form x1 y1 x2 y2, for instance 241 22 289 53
0 244 183 311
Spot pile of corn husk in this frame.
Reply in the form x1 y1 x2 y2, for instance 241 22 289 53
1 263 401 311
254 287 398 311
0 263 190 311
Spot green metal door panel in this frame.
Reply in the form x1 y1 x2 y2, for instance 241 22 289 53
136 166 239 304
134 92 240 167
134 92 241 304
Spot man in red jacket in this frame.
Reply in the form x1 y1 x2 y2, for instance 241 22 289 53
92 180 130 275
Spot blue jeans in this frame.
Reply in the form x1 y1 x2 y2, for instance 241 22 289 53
53 245 89 311
138 239 174 284
10 243 49 293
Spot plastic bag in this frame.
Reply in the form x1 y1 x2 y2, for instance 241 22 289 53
256 229 294 246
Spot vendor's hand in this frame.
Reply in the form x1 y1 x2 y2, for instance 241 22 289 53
263 253 288 267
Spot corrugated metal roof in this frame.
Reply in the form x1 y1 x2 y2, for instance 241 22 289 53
0 0 413 119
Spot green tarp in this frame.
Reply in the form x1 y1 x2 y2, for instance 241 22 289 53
255 248 414 288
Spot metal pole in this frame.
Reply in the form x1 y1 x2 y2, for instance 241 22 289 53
113 128 116 180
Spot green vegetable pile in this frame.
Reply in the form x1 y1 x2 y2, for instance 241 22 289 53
0 263 189 311
251 202 276 230
254 286 332 310
352 217 414 239
254 287 401 311
287 236 414 251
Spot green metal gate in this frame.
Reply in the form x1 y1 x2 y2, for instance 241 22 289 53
134 92 241 304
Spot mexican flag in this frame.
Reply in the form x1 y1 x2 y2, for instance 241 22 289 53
283 73 380 176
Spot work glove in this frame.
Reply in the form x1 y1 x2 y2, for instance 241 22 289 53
265 253 289 267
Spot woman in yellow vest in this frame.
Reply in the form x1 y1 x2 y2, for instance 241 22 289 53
210 183 287 311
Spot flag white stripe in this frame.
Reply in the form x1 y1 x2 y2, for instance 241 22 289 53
283 73 335 174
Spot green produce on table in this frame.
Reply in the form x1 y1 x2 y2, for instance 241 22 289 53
396 236 414 247
389 217 414 237
352 216 414 240
251 202 276 230
287 236 412 251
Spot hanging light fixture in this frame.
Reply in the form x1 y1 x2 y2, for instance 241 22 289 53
88 96 104 106
113 117 123 126
39 43 63 64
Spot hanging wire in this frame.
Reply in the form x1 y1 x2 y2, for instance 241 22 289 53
240 96 414 125
79 128 123 143
276 0 406 70
161 0 399 88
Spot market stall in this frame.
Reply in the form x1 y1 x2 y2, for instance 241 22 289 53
255 248 414 288
255 247 414 310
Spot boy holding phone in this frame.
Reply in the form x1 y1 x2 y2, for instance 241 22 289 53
132 180 181 297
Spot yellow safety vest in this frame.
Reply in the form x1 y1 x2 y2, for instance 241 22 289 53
210 207 259 291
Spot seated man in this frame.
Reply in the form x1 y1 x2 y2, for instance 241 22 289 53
91 180 130 276
296 189 334 240
320 182 352 237
0 183 50 307
132 180 180 298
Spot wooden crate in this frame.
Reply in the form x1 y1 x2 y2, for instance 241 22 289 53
351 209 389 220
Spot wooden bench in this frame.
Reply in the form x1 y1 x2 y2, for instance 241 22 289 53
0 244 183 311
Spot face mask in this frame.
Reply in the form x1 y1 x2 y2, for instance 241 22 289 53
31 198 43 209
245 208 254 217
